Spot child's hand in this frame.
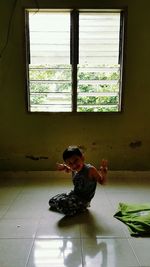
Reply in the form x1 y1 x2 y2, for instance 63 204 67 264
100 159 108 172
99 159 108 185
56 163 71 173
56 163 65 171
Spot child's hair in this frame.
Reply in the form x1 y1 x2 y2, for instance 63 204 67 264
63 146 83 161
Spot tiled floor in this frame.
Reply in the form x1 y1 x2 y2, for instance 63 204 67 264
0 172 150 267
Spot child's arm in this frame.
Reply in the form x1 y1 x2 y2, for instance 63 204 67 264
56 163 71 173
89 159 108 185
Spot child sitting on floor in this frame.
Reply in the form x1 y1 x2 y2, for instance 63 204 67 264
49 146 108 216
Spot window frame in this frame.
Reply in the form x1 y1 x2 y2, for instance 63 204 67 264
25 8 127 114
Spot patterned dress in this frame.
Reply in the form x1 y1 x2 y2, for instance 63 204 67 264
49 164 97 216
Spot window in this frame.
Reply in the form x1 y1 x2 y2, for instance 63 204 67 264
25 9 125 112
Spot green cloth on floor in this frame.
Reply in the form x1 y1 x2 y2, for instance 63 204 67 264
114 202 150 236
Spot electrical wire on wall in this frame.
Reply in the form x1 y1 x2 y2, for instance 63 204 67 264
0 0 18 59
33 0 39 12
0 0 39 59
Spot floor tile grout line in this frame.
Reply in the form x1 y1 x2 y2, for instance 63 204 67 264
25 238 35 267
0 206 11 221
0 186 25 220
100 186 131 240
0 237 34 240
79 219 85 267
24 195 49 267
128 238 142 266
80 237 85 267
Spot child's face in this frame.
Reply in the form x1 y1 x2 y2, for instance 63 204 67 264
65 155 84 172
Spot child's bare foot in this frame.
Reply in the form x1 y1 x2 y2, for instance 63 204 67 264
99 159 108 184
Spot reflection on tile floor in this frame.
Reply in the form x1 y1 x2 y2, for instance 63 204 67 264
0 173 150 266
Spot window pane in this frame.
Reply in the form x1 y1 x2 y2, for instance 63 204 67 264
30 92 71 112
29 65 72 112
28 11 72 112
29 12 70 64
79 12 120 65
78 12 121 112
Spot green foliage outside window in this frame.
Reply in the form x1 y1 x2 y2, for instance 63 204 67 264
29 64 120 112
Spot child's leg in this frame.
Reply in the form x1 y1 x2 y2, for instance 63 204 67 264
49 192 89 216
49 193 78 215
49 193 68 211
62 193 90 216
